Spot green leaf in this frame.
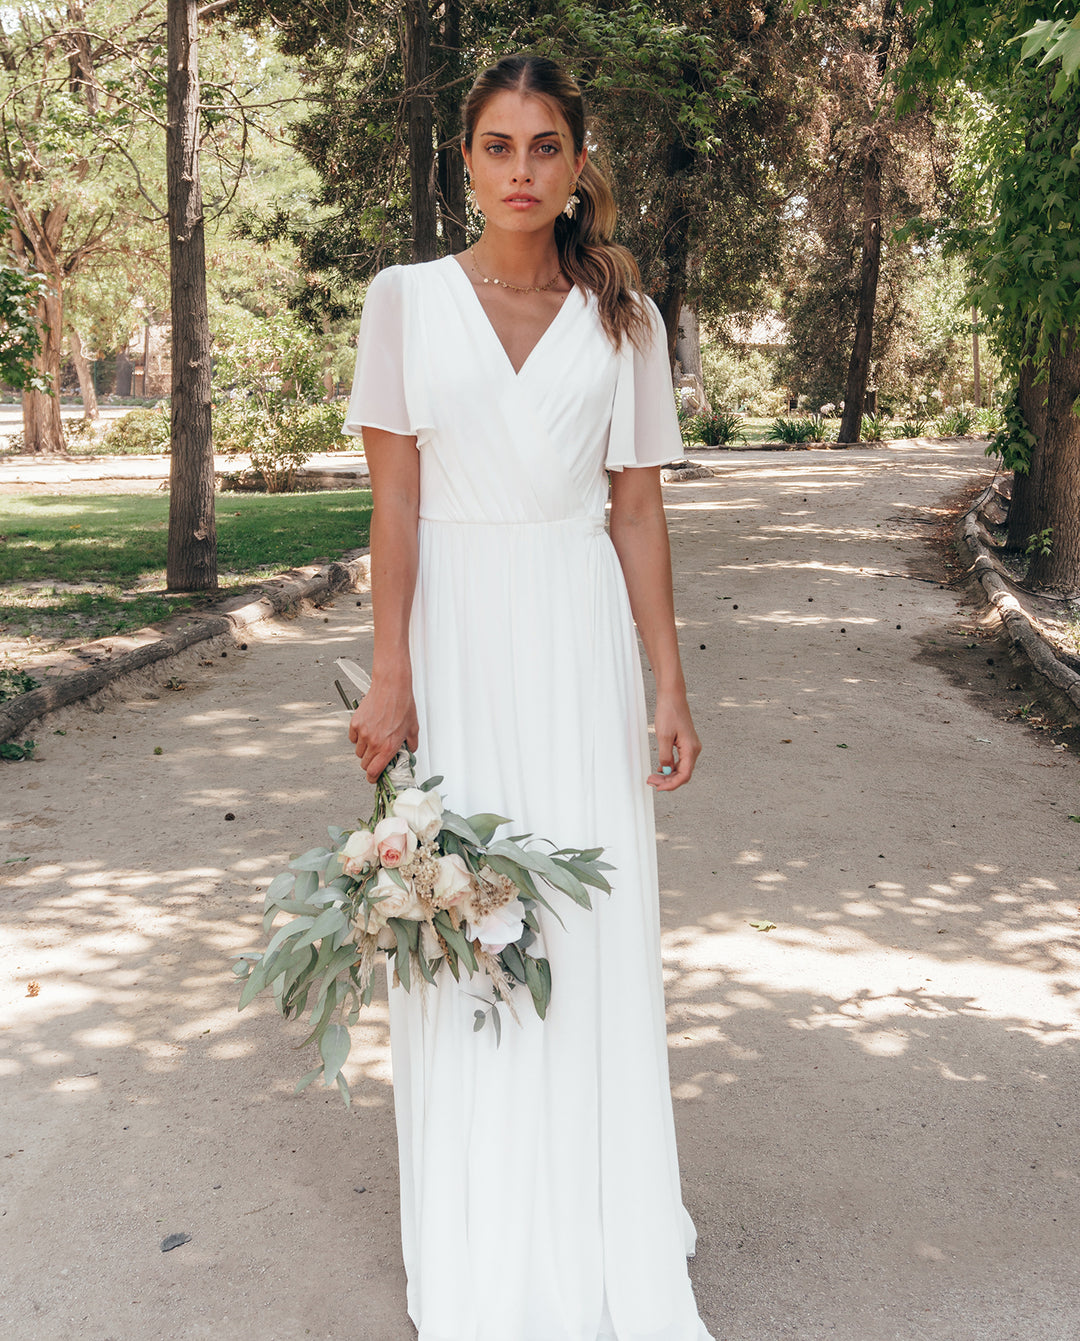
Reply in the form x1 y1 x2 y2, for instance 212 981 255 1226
473 1009 486 1033
492 1004 502 1046
292 905 347 952
438 810 484 846
238 959 269 1009
523 954 551 1020
464 812 510 845
290 846 332 872
264 915 315 958
433 910 478 973
419 775 444 792
501 942 528 984
749 919 777 932
295 1065 323 1094
264 871 296 909
319 1023 351 1085
388 921 412 992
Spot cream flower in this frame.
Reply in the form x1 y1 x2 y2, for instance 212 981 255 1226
369 867 427 921
432 853 475 909
373 815 418 869
468 897 526 955
342 827 379 876
392 787 444 843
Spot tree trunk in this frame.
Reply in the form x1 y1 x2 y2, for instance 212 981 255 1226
166 0 216 591
654 136 696 370
403 0 437 263
971 307 981 408
69 327 99 420
1015 331 1080 595
21 276 65 453
435 0 466 255
674 304 704 382
838 146 883 445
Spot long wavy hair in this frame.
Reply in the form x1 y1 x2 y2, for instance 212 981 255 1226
462 54 650 350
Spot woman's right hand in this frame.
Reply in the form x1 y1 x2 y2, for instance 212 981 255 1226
348 672 420 783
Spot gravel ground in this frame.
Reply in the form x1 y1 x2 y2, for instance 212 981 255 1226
2 439 1078 1341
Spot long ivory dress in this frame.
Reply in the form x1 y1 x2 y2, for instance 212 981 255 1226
345 254 712 1341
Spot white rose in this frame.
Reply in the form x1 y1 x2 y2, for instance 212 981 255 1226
342 827 379 876
432 853 475 909
468 897 526 955
369 867 426 921
373 815 418 869
392 787 444 842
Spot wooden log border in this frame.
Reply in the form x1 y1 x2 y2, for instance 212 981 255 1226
0 551 371 742
956 484 1080 717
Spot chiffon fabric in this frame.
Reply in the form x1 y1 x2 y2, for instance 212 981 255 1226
345 254 712 1341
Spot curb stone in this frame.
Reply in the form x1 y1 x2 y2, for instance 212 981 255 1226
0 549 372 743
956 484 1080 718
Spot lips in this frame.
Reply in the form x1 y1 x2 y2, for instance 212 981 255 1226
503 194 539 204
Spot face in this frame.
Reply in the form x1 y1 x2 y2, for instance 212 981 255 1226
463 89 587 235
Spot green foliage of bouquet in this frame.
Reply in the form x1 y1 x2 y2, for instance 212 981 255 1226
234 661 613 1104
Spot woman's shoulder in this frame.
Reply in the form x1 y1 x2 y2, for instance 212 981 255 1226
367 256 457 298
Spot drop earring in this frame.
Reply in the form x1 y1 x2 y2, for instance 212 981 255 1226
564 182 580 219
466 179 480 214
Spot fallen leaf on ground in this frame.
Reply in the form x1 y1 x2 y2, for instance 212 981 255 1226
749 920 777 932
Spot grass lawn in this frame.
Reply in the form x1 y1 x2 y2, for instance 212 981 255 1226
0 489 372 648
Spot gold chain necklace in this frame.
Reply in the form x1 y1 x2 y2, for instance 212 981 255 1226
469 247 562 294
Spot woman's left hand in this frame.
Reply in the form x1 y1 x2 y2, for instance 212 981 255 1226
647 690 701 791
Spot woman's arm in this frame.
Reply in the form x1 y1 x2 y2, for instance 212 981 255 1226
608 466 701 791
348 427 421 782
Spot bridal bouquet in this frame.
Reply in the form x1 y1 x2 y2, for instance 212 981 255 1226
234 659 612 1104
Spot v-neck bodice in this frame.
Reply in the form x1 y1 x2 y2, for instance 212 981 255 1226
343 256 683 528
446 253 582 378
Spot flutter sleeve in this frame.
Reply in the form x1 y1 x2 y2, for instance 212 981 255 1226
604 295 684 471
343 266 424 440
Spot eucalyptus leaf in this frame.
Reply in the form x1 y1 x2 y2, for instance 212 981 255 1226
501 942 527 984
293 869 319 901
264 915 314 959
295 1065 324 1094
390 920 412 992
419 775 444 792
492 1004 502 1046
238 960 269 1009
473 1010 486 1033
264 871 296 909
319 1023 351 1085
464 812 511 845
438 810 483 846
290 846 332 872
291 906 347 953
433 911 477 973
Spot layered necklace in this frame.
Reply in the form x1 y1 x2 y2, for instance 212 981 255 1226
469 246 562 295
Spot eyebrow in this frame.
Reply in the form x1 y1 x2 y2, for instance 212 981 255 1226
479 130 561 142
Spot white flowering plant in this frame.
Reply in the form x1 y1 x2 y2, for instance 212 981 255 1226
233 660 612 1104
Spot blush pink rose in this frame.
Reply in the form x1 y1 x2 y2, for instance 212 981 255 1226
341 827 379 876
373 816 418 869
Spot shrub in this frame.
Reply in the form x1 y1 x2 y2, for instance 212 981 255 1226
892 417 929 439
695 409 743 446
860 412 891 443
767 415 826 444
935 404 975 436
100 405 170 454
216 398 346 492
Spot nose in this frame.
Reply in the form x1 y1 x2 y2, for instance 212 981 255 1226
509 152 533 184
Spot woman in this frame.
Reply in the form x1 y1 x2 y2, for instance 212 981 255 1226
345 53 711 1341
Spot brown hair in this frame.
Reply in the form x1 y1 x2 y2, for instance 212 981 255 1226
462 54 651 350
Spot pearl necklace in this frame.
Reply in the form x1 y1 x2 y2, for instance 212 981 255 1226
469 247 562 294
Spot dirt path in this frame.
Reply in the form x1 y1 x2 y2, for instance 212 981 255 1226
2 441 1078 1341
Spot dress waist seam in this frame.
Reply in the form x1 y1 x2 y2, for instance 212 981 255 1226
419 514 605 532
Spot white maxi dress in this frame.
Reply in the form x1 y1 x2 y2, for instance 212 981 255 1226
345 254 713 1341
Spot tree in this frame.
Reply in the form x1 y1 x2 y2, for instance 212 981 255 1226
905 0 1080 594
0 213 46 392
166 0 217 591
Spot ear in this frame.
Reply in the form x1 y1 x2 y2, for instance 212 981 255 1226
461 138 472 175
574 144 588 179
